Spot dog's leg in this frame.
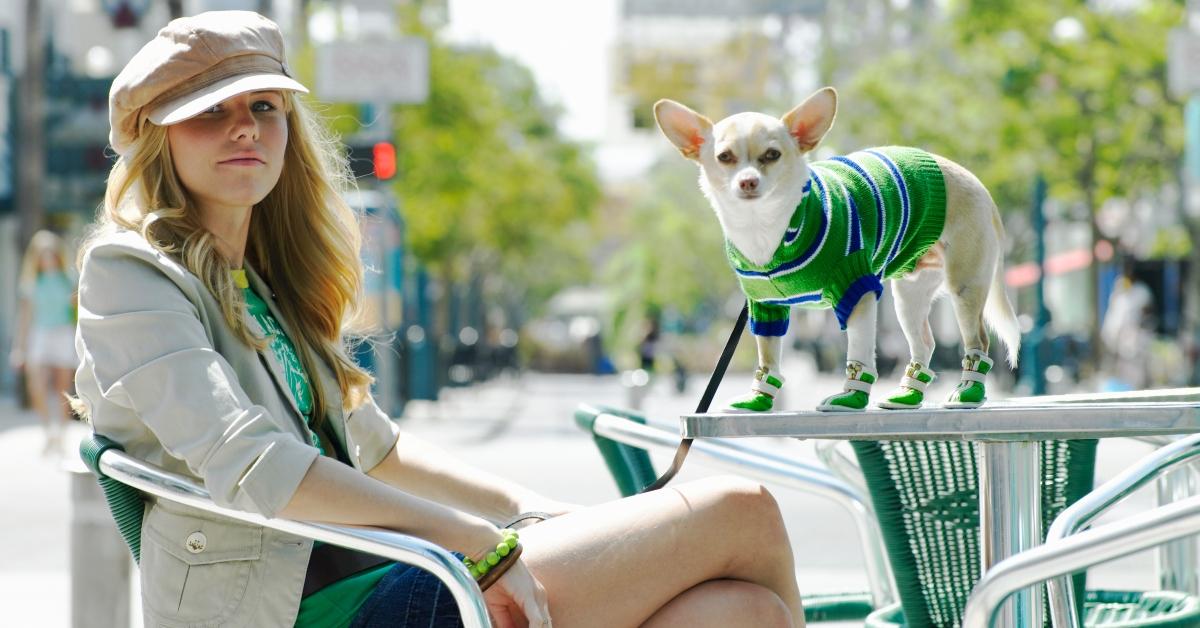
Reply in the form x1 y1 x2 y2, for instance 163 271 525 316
932 153 1007 409
879 268 944 410
817 295 878 412
944 281 996 408
726 335 785 412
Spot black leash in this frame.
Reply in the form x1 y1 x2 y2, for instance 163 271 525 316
640 301 748 493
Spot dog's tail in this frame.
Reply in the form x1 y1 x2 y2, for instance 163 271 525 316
985 211 1021 367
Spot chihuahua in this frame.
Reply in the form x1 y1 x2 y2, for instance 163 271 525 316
653 87 1020 412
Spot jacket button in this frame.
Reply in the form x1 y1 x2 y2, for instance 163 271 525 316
185 531 207 554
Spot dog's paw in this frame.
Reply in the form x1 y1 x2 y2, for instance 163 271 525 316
878 387 925 410
816 390 869 412
726 392 775 413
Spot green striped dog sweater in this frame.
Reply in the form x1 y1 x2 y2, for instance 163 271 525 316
727 146 947 336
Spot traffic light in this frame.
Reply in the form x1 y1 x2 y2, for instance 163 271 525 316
373 142 396 180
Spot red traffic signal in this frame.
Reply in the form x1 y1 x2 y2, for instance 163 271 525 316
372 142 396 180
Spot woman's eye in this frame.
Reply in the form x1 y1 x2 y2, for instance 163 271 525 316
717 151 735 164
761 148 781 162
252 100 277 112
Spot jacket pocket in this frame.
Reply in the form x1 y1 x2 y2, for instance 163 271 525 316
140 504 263 626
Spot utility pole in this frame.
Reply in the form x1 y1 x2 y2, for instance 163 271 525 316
15 0 45 248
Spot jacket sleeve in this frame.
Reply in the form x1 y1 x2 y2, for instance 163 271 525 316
76 243 319 518
346 394 402 473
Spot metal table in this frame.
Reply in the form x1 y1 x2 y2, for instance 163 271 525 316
681 399 1200 627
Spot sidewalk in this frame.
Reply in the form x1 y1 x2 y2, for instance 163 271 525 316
0 396 90 628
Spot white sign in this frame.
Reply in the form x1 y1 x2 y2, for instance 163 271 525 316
1169 26 1200 99
316 38 430 104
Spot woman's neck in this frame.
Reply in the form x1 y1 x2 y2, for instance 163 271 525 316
198 204 253 268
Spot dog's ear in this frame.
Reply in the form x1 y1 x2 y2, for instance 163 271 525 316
654 99 713 160
782 87 837 153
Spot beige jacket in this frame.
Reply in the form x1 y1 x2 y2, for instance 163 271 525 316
74 229 401 628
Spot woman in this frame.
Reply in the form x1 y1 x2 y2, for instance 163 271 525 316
75 11 804 628
12 229 77 456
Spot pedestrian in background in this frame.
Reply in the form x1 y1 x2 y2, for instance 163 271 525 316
74 11 805 628
10 229 78 456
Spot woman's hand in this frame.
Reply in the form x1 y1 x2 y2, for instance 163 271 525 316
483 558 550 628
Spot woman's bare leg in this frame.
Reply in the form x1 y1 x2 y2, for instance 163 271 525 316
50 366 73 452
642 580 792 628
518 475 804 627
25 364 48 422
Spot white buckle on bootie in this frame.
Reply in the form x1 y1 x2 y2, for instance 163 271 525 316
899 362 935 392
751 368 784 397
960 350 993 383
843 361 876 393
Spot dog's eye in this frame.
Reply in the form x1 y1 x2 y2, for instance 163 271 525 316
761 148 781 163
717 151 736 164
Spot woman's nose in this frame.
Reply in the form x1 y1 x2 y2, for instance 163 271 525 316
229 108 260 142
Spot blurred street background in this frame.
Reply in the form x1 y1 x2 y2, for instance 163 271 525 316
3 0 1200 625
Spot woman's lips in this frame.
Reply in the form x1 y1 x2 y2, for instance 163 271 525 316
218 158 264 166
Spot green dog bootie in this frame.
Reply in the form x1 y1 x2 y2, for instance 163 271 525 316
879 361 936 410
945 349 993 409
727 368 784 413
817 361 876 412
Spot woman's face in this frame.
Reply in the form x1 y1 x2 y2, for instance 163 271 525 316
37 249 59 272
166 90 288 215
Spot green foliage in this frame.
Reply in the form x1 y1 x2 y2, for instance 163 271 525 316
388 42 601 302
599 158 732 354
840 0 1184 226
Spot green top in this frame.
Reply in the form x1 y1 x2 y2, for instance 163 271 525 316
25 271 76 328
230 269 393 627
726 146 946 334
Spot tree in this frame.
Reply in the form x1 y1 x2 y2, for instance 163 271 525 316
838 0 1185 359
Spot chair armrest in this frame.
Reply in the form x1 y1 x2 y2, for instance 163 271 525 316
1041 432 1200 628
962 494 1200 628
97 447 491 628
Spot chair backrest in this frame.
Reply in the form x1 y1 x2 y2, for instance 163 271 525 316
850 439 1097 627
79 434 146 563
574 404 658 496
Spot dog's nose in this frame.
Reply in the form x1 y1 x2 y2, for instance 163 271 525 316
739 177 759 192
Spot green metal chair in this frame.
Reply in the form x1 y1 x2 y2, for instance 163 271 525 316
78 433 492 627
577 404 1200 627
848 439 1099 626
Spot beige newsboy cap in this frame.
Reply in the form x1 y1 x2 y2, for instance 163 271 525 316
108 10 308 156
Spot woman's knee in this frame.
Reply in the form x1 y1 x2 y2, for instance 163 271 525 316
701 476 787 533
713 580 794 628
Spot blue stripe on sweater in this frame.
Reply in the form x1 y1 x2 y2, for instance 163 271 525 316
836 179 863 255
757 291 823 306
831 156 885 258
865 150 910 269
750 317 790 337
783 181 810 245
833 274 883 330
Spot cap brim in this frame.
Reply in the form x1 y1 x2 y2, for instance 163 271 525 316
147 73 309 126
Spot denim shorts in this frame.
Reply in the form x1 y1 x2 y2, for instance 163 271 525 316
349 558 466 628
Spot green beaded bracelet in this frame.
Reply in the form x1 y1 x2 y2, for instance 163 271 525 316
463 528 521 590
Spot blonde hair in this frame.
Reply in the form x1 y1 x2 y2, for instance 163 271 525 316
82 93 373 417
19 229 70 291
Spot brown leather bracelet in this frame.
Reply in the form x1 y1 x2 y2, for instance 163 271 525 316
474 542 523 592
